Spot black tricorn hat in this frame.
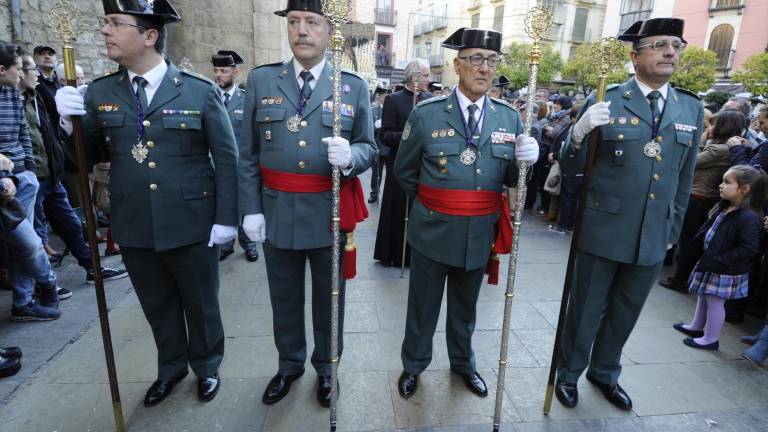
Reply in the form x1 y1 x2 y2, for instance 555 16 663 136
102 0 181 24
619 18 687 44
428 81 444 91
212 50 244 67
275 0 324 17
374 85 389 94
442 27 502 53
492 75 510 89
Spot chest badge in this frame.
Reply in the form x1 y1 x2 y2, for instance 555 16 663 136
643 141 662 158
460 147 477 166
132 142 149 164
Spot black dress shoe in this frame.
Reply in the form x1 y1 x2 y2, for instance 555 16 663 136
586 374 632 410
555 379 578 408
683 337 719 350
673 323 704 338
143 371 188 407
398 372 418 399
367 195 378 204
458 371 488 397
197 373 220 402
244 248 259 262
219 248 234 262
316 375 339 408
0 356 21 378
0 346 22 359
659 277 687 293
262 368 304 405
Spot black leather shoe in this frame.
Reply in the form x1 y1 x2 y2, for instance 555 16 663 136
143 371 188 407
586 374 632 410
197 373 220 402
262 368 304 405
673 323 704 338
367 195 378 204
219 248 234 262
316 375 338 408
683 337 719 350
398 372 418 399
244 248 259 262
459 371 488 397
659 277 687 293
0 356 21 378
0 346 22 359
555 379 578 408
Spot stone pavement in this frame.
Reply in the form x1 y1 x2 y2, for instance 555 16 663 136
0 170 766 432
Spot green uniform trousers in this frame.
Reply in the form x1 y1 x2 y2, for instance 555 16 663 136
121 241 224 381
558 250 663 385
401 247 485 375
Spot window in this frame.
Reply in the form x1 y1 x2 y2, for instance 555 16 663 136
493 5 504 32
425 41 432 60
619 0 653 34
376 33 393 66
471 13 480 28
571 8 588 42
708 24 735 69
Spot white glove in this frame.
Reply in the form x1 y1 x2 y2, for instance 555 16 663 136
243 214 266 242
208 224 237 247
0 154 14 171
323 136 353 168
515 134 539 164
374 119 382 129
572 101 612 143
55 85 86 120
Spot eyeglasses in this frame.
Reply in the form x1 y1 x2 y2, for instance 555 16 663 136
458 54 502 68
98 17 146 30
635 40 687 52
21 68 40 76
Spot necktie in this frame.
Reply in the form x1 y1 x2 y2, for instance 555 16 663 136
223 92 230 108
133 76 149 112
467 104 479 138
299 70 313 103
647 90 661 125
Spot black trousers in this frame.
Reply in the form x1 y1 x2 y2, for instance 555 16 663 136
672 196 718 283
370 154 387 197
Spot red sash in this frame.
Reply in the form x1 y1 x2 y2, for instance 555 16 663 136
417 183 512 284
260 166 368 279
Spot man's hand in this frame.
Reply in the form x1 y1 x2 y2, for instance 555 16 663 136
0 178 16 201
0 155 14 172
726 136 747 148
243 214 266 242
55 86 86 120
374 119 382 129
515 135 539 164
208 224 237 247
572 101 611 143
323 136 352 168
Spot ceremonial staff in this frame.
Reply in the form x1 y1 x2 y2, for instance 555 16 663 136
321 0 348 430
492 7 552 432
400 78 420 278
542 37 625 415
46 1 125 430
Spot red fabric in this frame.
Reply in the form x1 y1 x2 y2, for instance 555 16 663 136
260 166 368 279
418 183 513 285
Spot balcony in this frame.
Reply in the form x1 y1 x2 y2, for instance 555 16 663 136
374 8 397 26
433 15 447 30
709 0 745 16
430 52 445 68
713 48 736 77
468 0 482 10
422 17 434 33
414 21 422 36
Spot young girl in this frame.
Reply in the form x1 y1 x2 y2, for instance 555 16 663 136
673 165 768 350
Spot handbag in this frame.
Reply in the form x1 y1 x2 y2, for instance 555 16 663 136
544 162 561 195
92 162 111 214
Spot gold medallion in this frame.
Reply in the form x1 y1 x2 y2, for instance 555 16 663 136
631 117 640 125
448 129 455 137
132 142 149 163
643 141 662 158
432 130 439 138
460 147 476 165
439 156 448 166
287 114 301 133
440 130 447 138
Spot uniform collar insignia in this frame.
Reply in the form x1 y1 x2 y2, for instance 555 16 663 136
173 77 180 85
446 103 453 112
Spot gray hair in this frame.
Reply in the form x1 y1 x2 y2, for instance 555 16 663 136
404 59 429 85
54 63 83 79
726 97 751 117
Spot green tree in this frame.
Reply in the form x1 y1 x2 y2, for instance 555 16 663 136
703 90 733 107
497 42 562 90
670 46 718 93
732 53 768 97
561 43 630 92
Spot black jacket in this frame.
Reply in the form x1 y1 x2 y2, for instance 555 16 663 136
24 88 65 184
729 141 768 174
693 203 762 275
381 89 432 152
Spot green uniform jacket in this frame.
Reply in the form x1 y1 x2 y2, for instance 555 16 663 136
238 60 377 250
225 86 245 145
81 62 239 251
395 94 523 270
560 78 703 266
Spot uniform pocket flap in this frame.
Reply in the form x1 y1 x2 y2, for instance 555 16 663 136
676 130 693 146
602 127 642 142
256 108 286 123
97 113 125 128
586 190 622 214
162 117 202 130
426 143 462 157
181 180 215 200
490 144 515 160
321 113 353 131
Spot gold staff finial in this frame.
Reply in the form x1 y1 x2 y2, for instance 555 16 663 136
591 37 625 100
524 6 554 44
46 0 88 44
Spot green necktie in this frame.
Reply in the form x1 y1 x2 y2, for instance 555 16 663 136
647 90 661 125
132 76 148 112
467 103 478 138
299 70 313 103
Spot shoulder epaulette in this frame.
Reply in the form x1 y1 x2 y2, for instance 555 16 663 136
91 69 122 83
416 94 448 108
490 97 514 109
252 61 285 71
673 86 701 100
180 70 214 84
340 69 365 82
606 83 620 91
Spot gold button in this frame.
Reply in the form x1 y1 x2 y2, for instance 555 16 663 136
429 211 434 215
299 140 307 148
439 151 444 156
101 121 107 126
149 183 158 191
656 155 662 162
503 154 508 158
300 121 308 127
618 134 624 140
265 116 270 121
180 123 187 129
146 141 155 148
476 169 482 175
298 161 306 169
203 191 208 197
143 120 150 127
476 186 482 191
148 161 156 169
653 174 660 181
656 136 663 142
649 193 656 200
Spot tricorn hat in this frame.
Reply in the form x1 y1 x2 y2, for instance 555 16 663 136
492 75 510 89
619 18 686 44
442 27 502 53
274 0 323 17
374 84 389 95
428 81 444 91
102 0 181 24
212 50 244 67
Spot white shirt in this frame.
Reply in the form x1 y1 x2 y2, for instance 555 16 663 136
127 60 168 106
293 57 326 91
634 77 668 113
455 87 486 135
219 85 237 105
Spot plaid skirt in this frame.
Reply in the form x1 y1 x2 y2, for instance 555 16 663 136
688 268 749 299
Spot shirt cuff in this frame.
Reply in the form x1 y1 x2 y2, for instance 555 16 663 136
60 118 74 136
341 160 354 176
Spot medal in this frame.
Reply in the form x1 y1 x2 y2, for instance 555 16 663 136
132 141 149 163
643 141 662 158
460 147 477 165
287 114 301 133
